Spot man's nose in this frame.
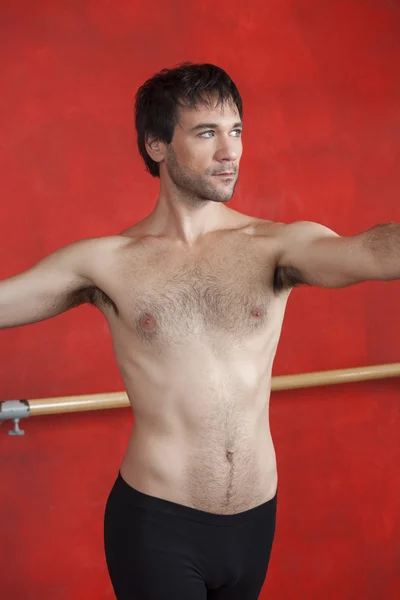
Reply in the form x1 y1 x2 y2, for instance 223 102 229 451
214 137 239 162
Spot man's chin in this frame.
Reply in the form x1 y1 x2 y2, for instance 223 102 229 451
207 190 235 203
212 182 237 202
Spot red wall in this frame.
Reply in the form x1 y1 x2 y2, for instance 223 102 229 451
1 1 400 598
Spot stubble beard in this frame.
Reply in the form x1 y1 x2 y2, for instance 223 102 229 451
165 146 238 206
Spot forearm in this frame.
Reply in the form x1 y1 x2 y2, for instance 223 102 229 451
360 223 400 280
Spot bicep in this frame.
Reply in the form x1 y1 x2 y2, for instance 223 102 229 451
0 240 97 329
276 222 379 288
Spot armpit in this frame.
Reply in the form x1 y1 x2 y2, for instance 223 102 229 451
69 285 119 315
273 265 308 293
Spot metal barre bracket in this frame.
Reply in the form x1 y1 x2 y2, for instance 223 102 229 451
0 401 30 436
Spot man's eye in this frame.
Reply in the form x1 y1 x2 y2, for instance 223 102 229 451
199 129 242 138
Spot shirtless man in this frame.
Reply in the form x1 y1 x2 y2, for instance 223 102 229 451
1 63 398 599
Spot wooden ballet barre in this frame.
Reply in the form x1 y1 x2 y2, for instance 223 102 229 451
25 362 400 416
28 391 130 416
1 363 399 434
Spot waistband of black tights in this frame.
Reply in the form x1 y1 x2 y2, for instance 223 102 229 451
113 471 277 527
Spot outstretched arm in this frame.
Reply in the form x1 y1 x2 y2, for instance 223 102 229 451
0 238 103 329
276 221 400 288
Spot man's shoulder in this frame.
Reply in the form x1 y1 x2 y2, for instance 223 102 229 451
63 234 133 267
242 217 286 239
251 218 332 241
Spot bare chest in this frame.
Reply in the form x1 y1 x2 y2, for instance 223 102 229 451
114 237 277 345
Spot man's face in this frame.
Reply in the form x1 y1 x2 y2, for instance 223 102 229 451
162 97 243 203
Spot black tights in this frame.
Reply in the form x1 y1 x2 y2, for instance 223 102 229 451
104 473 277 599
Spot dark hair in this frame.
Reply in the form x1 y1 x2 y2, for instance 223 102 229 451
134 63 243 178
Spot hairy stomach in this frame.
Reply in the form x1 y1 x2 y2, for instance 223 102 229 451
118 349 276 513
124 407 276 514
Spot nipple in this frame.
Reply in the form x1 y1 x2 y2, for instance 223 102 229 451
139 313 157 330
251 307 262 319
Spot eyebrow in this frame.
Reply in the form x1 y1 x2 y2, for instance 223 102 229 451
190 122 243 132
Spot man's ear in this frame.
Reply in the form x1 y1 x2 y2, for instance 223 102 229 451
145 135 166 164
